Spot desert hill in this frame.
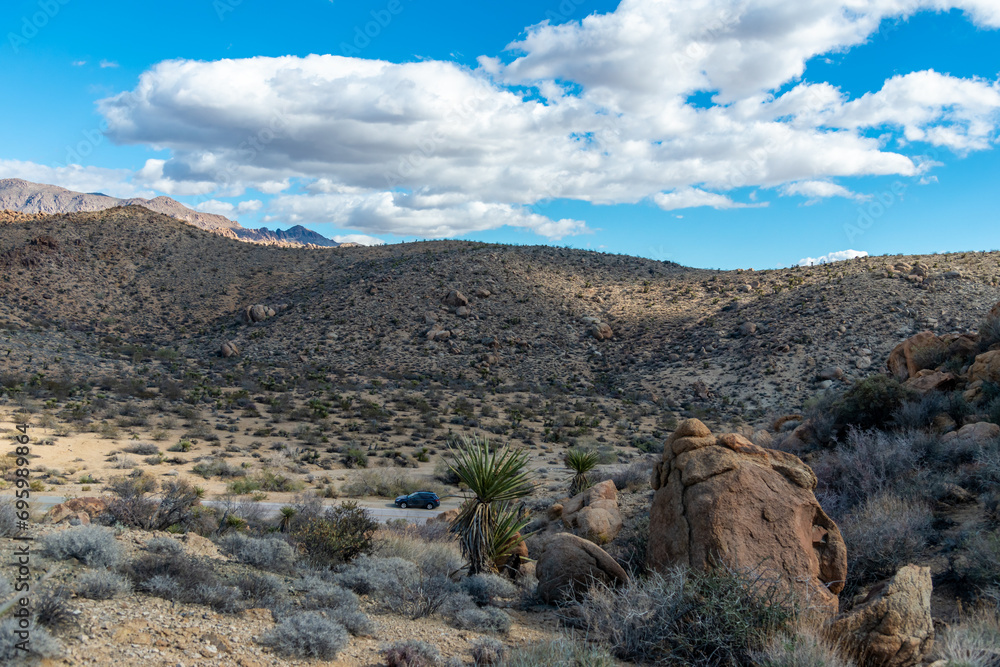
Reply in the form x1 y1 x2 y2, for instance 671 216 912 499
1 206 999 420
0 178 340 248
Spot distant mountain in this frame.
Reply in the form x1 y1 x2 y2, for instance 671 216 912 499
0 178 340 248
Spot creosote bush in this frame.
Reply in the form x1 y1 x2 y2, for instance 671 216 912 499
579 566 795 666
76 569 131 600
217 533 295 571
832 375 913 435
0 619 61 662
383 640 442 667
293 501 377 567
498 639 615 667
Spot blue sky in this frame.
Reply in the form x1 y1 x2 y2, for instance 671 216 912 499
2 0 999 269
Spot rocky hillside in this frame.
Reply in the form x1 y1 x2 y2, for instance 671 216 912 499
0 179 340 248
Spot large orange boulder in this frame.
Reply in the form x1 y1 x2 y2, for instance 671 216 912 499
647 419 847 616
536 533 628 604
561 480 622 544
45 497 107 525
886 332 948 380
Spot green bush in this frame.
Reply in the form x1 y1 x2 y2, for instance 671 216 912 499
833 375 913 433
341 469 444 498
293 501 377 567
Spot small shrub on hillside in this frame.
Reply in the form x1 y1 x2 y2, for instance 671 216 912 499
259 612 348 659
103 475 202 531
145 536 184 556
42 525 122 568
833 375 913 434
295 575 361 611
122 442 160 456
752 630 853 667
461 574 517 606
935 607 1000 666
373 530 464 579
335 555 415 595
293 501 377 567
192 458 246 479
446 597 512 634
234 572 285 607
218 533 295 571
383 640 442 667
579 566 795 666
126 552 220 606
0 498 21 537
499 639 615 667
76 569 131 600
839 492 933 593
0 620 60 662
472 637 506 666
955 531 1000 592
609 458 654 492
34 586 74 629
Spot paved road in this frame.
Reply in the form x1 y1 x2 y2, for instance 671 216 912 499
29 495 459 525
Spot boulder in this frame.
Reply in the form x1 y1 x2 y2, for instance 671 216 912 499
220 341 239 358
968 350 1000 385
475 288 491 298
648 419 847 616
738 322 757 336
830 565 934 667
887 332 947 380
590 322 613 341
242 304 274 323
456 306 471 318
443 290 469 308
941 421 1000 445
428 508 460 525
561 480 622 544
45 497 107 525
903 370 955 394
536 533 629 604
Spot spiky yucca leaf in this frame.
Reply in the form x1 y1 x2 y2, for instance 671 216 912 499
566 448 600 496
447 436 534 574
488 502 531 570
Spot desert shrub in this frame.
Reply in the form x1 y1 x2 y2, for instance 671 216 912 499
0 576 11 600
293 501 377 567
839 492 933 593
472 637 507 666
234 571 285 607
122 442 160 456
335 554 460 619
145 536 184 555
609 458 654 492
461 573 517 606
566 448 599 495
752 629 853 667
194 583 246 614
893 392 948 430
295 574 361 611
34 586 74 629
934 606 1000 666
126 552 219 605
499 639 614 667
42 525 122 568
813 428 923 516
383 640 442 667
259 612 348 659
341 468 444 498
335 554 415 595
374 531 464 580
76 569 131 600
103 475 202 531
192 458 246 479
0 619 61 662
0 497 20 537
218 533 295 571
955 531 1000 592
446 596 512 634
579 566 795 666
833 375 913 433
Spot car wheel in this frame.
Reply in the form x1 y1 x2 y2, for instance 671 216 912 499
426 503 434 510
399 502 407 509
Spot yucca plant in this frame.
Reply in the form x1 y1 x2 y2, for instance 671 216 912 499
448 436 534 575
488 501 531 573
566 448 600 496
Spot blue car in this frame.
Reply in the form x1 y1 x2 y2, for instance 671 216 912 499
394 491 441 509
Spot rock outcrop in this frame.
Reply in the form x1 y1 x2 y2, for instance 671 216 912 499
535 533 628 604
243 304 275 323
829 565 934 667
220 341 239 358
45 497 108 525
647 419 847 615
941 421 1000 445
560 480 622 544
443 290 469 308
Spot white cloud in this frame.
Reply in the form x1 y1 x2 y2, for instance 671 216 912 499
100 60 119 69
236 199 262 214
333 234 385 245
780 180 870 202
797 249 869 266
653 188 767 211
91 1 1000 238
71 60 87 67
194 199 236 216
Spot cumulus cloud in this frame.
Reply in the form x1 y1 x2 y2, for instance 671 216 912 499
797 249 869 266
780 180 870 203
92 1 1000 238
653 188 767 211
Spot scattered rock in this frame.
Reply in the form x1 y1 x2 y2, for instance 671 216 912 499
647 419 847 616
817 367 844 381
535 533 629 604
561 480 622 544
45 497 107 524
220 341 239 358
456 306 471 318
442 290 469 308
941 421 1000 445
830 565 934 667
242 304 275 323
590 322 613 341
475 288 491 298
738 322 757 336
968 349 1000 385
